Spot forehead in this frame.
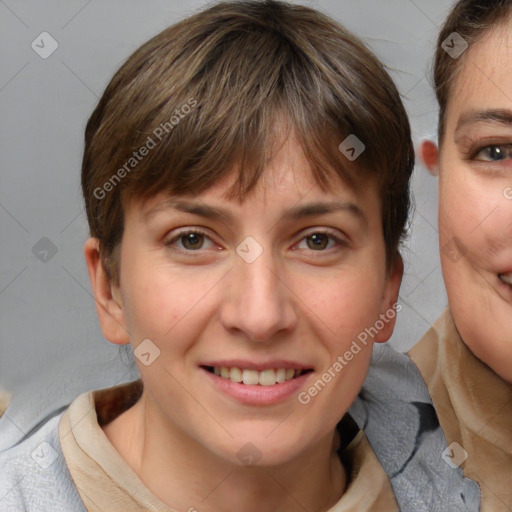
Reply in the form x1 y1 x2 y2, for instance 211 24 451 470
448 20 512 122
133 128 374 219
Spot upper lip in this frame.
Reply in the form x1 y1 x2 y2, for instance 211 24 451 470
200 360 313 371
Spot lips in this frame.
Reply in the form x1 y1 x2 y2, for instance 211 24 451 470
201 362 313 405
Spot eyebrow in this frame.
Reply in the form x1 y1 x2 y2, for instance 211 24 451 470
455 108 512 133
142 198 366 226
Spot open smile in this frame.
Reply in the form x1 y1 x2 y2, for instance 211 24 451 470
202 365 312 386
200 363 314 405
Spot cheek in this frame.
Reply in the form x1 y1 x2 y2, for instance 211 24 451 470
438 173 469 242
301 270 385 345
120 264 214 342
438 179 508 266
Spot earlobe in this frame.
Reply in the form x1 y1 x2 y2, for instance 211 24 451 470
83 237 130 345
419 139 440 177
374 257 403 343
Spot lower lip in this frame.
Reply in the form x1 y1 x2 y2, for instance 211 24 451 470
201 368 312 405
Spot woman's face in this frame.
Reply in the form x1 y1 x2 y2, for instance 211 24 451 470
101 130 401 467
436 21 512 381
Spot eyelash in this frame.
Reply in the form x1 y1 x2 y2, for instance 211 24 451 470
470 142 512 162
164 228 347 254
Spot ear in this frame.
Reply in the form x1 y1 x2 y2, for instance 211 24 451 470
374 256 403 343
84 237 130 345
419 139 439 177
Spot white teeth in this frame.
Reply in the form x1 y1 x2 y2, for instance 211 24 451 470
242 369 259 385
259 369 276 386
211 366 304 385
229 367 242 383
499 273 512 285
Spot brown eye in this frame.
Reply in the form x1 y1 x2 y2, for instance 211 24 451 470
295 230 345 252
181 232 205 250
165 229 215 252
306 233 330 250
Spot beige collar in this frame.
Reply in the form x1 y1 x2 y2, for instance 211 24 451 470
59 380 397 511
409 308 512 511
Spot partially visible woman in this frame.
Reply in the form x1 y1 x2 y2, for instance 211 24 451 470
416 1 512 509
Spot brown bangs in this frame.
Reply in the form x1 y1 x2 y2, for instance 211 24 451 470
82 0 413 283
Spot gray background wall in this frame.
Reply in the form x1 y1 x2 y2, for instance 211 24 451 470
1 0 453 400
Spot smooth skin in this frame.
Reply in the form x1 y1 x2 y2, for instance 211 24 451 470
85 128 402 512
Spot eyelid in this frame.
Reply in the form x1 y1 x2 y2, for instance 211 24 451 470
471 143 512 161
460 135 512 159
164 227 348 253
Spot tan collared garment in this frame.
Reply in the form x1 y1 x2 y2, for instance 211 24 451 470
59 380 398 512
0 389 11 417
409 308 512 511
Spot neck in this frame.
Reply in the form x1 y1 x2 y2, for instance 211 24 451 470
103 391 346 512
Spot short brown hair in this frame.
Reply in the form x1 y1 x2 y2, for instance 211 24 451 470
433 0 512 142
81 0 413 284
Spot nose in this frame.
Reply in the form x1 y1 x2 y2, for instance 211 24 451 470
219 247 297 343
